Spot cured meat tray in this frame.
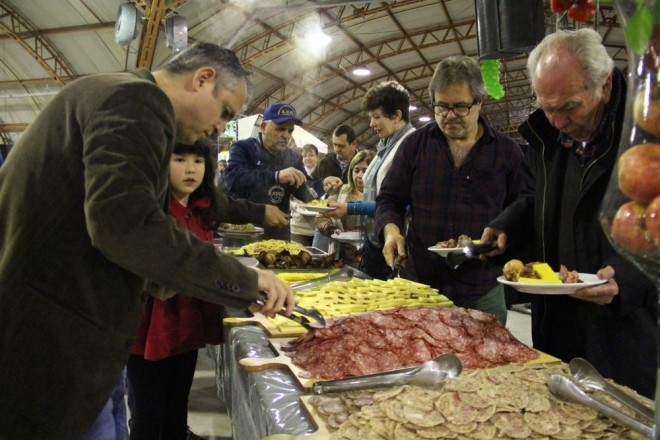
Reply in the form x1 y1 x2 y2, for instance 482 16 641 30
238 336 560 392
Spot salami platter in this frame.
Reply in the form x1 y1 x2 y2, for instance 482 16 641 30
236 336 558 392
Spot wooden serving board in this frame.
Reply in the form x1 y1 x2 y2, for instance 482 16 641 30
238 335 561 392
224 315 306 338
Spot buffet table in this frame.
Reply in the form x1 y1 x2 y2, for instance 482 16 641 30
210 324 315 440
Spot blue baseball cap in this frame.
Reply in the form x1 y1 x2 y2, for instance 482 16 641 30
262 103 303 126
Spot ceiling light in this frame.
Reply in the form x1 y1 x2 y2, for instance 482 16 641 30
304 24 331 50
352 66 371 76
409 104 418 111
419 116 431 122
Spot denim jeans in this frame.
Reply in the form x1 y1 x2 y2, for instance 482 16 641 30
82 367 128 440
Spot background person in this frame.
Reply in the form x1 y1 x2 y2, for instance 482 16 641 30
376 56 524 324
223 102 341 240
311 124 359 186
482 28 656 398
0 42 295 440
316 150 375 265
323 81 415 279
300 143 319 175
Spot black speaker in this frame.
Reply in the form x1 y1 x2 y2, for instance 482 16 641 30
474 0 545 60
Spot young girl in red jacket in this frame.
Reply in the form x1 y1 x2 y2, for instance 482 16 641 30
127 141 223 440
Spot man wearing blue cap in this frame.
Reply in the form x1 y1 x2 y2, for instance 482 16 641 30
224 102 339 240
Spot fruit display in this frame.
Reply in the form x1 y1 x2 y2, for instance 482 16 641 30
550 0 596 22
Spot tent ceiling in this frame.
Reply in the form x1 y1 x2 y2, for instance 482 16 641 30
0 0 627 148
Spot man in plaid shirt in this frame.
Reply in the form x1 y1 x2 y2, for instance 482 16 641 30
376 56 524 324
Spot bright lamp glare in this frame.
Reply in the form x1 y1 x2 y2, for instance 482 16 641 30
353 67 371 76
419 116 431 122
304 25 331 51
409 105 418 111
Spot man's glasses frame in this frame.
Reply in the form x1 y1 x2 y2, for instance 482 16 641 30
431 99 478 117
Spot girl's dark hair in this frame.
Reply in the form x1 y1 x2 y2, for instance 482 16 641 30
172 141 218 229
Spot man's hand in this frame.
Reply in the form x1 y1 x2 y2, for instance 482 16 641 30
323 201 347 219
323 176 343 195
263 205 290 227
278 167 307 188
571 266 618 305
256 269 296 317
382 223 407 266
480 226 508 256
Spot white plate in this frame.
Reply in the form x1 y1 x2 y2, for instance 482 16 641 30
497 273 606 295
217 225 264 236
299 204 336 213
305 246 329 257
428 246 462 257
331 231 362 243
428 240 481 257
297 208 319 217
235 256 259 267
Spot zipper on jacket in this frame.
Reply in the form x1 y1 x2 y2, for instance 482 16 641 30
525 122 549 262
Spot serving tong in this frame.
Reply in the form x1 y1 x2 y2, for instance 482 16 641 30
547 374 652 437
569 357 654 421
446 240 497 269
254 267 354 330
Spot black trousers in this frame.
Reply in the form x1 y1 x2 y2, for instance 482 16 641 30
126 350 198 440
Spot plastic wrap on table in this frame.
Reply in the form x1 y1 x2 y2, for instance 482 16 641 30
226 325 314 440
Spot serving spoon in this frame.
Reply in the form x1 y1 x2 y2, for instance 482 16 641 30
569 357 654 421
312 353 462 394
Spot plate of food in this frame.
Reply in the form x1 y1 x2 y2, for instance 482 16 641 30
428 236 480 257
300 205 336 213
497 260 606 294
217 223 264 235
300 200 336 213
497 274 606 295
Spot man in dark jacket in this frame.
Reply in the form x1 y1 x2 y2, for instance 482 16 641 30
311 124 359 186
483 29 656 398
223 102 340 240
0 43 295 440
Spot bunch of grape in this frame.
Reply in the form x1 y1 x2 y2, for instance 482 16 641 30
481 59 504 100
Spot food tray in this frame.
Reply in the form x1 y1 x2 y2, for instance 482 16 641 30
237 335 561 392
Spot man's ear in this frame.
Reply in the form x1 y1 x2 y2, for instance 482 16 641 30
192 67 216 91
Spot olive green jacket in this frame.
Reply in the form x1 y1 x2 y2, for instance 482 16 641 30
0 70 258 439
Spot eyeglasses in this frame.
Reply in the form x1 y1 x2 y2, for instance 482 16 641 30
432 100 477 117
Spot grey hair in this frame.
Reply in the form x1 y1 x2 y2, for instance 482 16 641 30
160 42 250 93
428 55 487 102
527 28 613 92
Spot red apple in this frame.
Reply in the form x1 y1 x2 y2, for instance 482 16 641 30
633 85 660 137
647 195 660 247
611 201 655 257
617 143 660 203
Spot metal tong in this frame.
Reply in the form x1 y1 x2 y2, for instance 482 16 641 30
547 374 652 437
446 241 497 269
254 267 354 330
569 357 654 421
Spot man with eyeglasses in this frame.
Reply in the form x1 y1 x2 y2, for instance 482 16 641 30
482 28 655 399
376 55 524 324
